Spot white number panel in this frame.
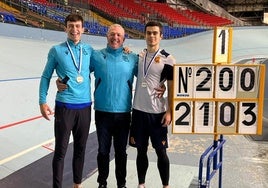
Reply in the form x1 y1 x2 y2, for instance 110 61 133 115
194 101 215 133
215 65 237 99
193 66 214 98
216 102 237 134
238 102 258 134
237 66 259 98
173 66 194 98
173 101 193 133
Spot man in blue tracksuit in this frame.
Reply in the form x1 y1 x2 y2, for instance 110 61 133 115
39 14 93 188
90 24 138 188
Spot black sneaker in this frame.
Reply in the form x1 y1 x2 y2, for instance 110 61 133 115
98 185 107 188
118 186 127 188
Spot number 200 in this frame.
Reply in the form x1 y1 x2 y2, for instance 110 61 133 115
195 66 256 92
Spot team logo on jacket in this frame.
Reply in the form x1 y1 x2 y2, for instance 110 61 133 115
155 56 161 63
123 55 129 62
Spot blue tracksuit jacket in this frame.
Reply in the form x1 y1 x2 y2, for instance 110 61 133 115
90 45 138 112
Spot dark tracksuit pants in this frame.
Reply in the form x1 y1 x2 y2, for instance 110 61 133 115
53 105 91 188
95 110 131 187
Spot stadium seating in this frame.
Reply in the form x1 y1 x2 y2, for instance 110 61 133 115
183 10 233 26
111 0 154 21
89 0 137 19
20 0 47 15
0 12 16 23
142 1 199 26
0 0 232 38
85 21 108 36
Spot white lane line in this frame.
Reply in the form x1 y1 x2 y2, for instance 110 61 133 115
0 138 55 165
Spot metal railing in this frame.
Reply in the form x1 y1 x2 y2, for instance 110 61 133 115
198 135 226 188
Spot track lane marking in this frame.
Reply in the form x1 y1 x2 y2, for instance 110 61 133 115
0 138 55 165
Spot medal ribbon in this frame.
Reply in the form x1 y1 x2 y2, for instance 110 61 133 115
66 41 82 74
143 49 160 78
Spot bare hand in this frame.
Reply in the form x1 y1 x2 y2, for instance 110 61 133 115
161 111 172 127
40 103 53 120
154 84 166 98
123 46 132 54
56 78 67 92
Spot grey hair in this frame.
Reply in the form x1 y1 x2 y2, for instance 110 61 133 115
107 24 125 36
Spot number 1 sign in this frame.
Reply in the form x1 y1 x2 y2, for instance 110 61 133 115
213 27 233 64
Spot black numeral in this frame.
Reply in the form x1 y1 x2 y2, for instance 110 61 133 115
196 67 212 91
242 103 256 126
175 102 190 126
219 102 235 126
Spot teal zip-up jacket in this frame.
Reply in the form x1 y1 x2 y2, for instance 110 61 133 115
90 45 138 113
39 39 93 105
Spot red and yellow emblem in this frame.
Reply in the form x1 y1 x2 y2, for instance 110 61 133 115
155 56 160 63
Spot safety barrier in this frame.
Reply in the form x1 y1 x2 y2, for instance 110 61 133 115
198 135 226 188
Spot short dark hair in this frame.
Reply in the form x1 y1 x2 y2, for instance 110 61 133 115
145 21 163 34
64 14 84 27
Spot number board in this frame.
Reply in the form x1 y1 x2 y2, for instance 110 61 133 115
172 64 265 135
